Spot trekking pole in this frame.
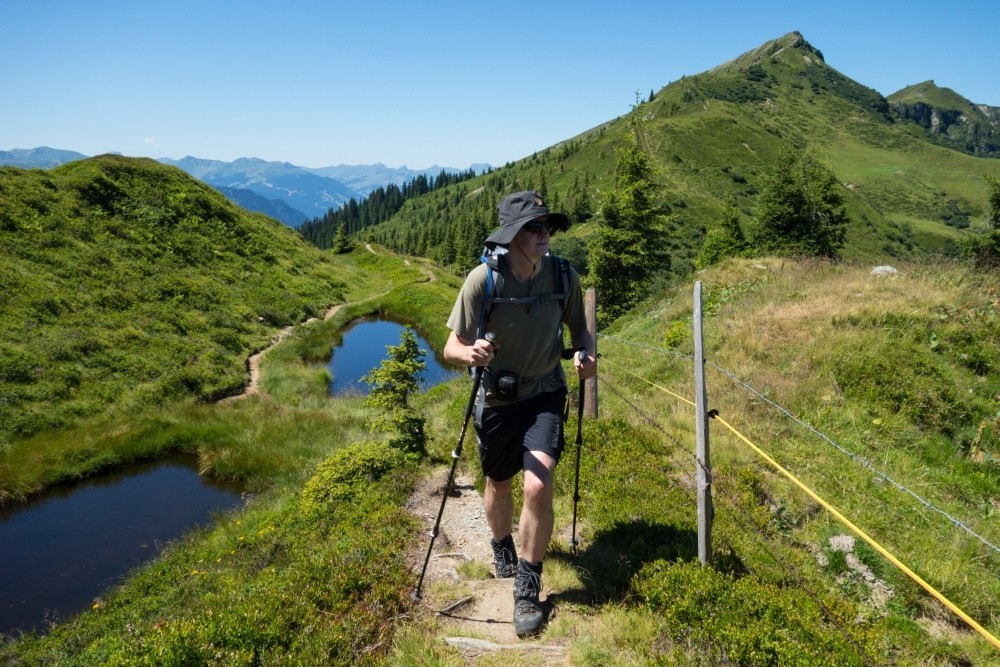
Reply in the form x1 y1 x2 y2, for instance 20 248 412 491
570 349 587 554
412 332 496 602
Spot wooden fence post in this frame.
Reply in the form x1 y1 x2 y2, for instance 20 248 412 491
694 281 713 565
584 288 598 418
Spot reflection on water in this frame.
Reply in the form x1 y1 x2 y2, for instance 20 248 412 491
328 318 461 396
0 454 244 636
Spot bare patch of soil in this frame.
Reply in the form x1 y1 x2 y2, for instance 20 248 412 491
220 303 346 402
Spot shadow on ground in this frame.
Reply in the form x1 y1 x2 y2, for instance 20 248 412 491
549 517 748 606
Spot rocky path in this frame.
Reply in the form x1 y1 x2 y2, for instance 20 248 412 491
406 470 572 663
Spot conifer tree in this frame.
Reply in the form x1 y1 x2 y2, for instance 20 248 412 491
748 149 847 258
696 197 747 268
961 175 1000 269
571 194 593 223
332 223 353 254
987 175 1000 230
362 326 427 456
590 115 669 322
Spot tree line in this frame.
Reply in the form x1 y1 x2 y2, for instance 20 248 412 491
296 168 481 251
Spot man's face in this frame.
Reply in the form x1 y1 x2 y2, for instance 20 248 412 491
515 218 551 257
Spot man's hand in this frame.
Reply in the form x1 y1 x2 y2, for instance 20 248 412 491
574 351 596 380
468 336 497 367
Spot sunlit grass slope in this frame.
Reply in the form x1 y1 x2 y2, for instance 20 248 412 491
574 257 999 664
0 155 363 453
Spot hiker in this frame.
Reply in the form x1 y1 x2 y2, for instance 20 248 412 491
443 190 596 637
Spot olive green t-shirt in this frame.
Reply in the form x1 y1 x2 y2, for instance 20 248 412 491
446 254 586 405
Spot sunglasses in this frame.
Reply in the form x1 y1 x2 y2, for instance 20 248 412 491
522 220 551 235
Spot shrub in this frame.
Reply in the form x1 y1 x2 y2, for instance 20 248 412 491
300 441 405 518
635 559 880 665
961 229 1000 270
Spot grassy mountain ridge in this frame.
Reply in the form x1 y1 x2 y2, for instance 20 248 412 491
0 155 352 449
365 32 1000 273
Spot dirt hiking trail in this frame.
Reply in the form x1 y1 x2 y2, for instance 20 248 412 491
219 303 346 402
406 470 573 663
219 285 573 659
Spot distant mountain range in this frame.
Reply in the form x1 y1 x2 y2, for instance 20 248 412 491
157 156 358 224
0 147 88 169
213 186 315 228
305 162 491 196
0 148 490 227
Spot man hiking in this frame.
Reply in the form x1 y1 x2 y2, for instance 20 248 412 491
443 190 596 637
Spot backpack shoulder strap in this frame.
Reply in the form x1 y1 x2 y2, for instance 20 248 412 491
476 253 503 339
556 256 569 306
478 254 571 336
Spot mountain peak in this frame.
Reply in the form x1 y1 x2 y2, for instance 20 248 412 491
711 31 825 75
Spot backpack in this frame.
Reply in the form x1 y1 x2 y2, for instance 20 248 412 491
475 246 571 340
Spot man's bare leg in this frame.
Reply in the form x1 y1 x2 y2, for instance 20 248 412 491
485 475 518 578
519 451 556 564
484 475 514 540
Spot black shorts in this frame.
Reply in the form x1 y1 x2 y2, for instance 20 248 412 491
474 388 567 482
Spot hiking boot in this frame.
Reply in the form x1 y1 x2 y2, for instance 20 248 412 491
513 558 544 637
491 534 518 579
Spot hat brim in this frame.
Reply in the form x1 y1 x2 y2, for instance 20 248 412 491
484 212 569 248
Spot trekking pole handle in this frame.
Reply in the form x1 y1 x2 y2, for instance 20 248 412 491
577 349 588 362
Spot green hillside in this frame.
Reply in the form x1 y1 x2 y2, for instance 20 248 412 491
361 32 1000 274
0 155 354 450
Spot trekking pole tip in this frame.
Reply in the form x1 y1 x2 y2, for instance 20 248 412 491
411 590 423 603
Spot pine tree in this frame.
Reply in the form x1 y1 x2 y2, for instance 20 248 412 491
362 326 427 456
696 197 747 268
748 149 848 258
332 223 353 254
571 194 593 223
961 175 1000 269
987 175 1000 230
590 116 669 322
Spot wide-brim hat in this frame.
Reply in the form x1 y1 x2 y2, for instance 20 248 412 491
484 190 569 248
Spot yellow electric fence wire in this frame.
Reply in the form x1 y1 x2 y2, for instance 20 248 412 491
601 356 1000 650
601 356 695 407
711 413 1000 651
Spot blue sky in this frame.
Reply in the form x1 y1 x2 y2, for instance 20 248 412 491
3 0 998 170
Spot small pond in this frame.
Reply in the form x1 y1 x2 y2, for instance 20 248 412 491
0 317 456 637
0 454 244 636
327 317 461 396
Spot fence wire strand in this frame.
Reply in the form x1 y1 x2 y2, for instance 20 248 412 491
706 361 1000 557
596 332 1000 557
598 371 876 664
595 337 1000 651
